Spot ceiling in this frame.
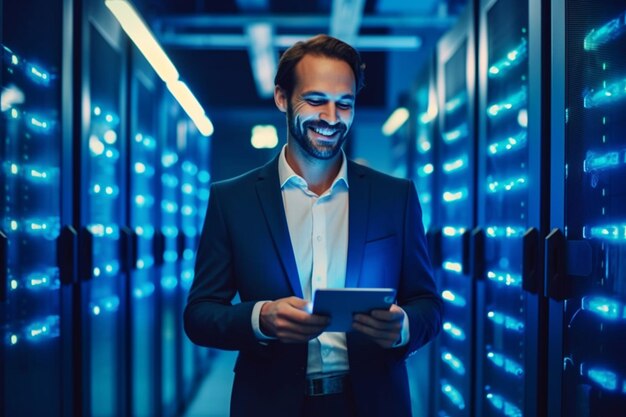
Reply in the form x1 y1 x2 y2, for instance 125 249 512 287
137 0 467 112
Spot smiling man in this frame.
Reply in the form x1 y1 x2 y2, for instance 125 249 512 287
184 34 442 417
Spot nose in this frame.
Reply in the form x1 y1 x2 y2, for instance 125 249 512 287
319 102 338 125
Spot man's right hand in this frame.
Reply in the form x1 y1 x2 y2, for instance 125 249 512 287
260 297 330 343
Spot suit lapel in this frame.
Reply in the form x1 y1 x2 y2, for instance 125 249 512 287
255 156 303 298
345 161 370 288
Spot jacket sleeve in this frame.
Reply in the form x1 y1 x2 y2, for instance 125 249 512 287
183 184 263 351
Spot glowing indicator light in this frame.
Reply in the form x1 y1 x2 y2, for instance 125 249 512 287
181 205 194 216
488 131 528 156
442 322 466 341
583 224 626 241
441 381 466 410
584 78 626 108
487 351 524 377
583 149 624 172
486 271 521 288
198 170 211 183
90 296 120 316
418 164 434 177
442 290 467 307
181 183 194 194
487 89 527 118
10 108 19 119
162 174 179 188
10 220 18 231
442 226 465 237
442 188 467 202
584 11 626 50
441 351 466 375
162 226 179 238
442 123 468 143
11 54 19 65
485 225 525 238
10 280 18 290
581 363 618 391
103 129 117 144
161 275 178 290
444 92 467 114
487 176 527 193
486 392 522 417
162 152 178 168
133 282 156 299
26 316 60 340
443 261 463 274
10 334 18 345
442 156 467 173
581 295 625 321
487 311 524 333
488 39 528 78
162 200 178 213
89 136 105 156
10 163 19 175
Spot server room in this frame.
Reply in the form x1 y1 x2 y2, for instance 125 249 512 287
1 0 625 416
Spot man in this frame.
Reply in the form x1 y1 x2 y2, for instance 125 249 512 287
184 34 442 417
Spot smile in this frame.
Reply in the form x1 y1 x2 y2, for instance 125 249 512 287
309 126 339 137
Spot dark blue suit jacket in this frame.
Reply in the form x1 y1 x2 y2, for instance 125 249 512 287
184 155 442 417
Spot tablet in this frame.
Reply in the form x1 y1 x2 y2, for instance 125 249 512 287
312 288 397 332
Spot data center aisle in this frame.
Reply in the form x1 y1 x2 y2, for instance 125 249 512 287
181 350 237 417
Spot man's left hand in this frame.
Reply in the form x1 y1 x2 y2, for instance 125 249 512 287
352 304 405 349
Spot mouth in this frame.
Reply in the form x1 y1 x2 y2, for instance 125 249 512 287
307 125 344 142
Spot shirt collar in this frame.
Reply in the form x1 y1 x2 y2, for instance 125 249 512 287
278 145 349 192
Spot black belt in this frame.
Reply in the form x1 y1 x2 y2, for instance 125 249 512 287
306 374 350 397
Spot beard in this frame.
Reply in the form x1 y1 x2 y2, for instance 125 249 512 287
287 102 349 160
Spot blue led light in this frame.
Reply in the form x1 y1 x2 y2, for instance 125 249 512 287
183 248 195 260
181 183 194 195
486 271 521 288
488 131 528 156
583 149 625 172
581 295 626 321
444 92 467 114
583 224 626 241
198 189 210 202
134 225 155 238
133 282 156 299
134 194 155 208
25 217 61 240
25 270 59 290
489 38 528 78
442 188 468 203
487 175 527 193
584 11 626 50
136 255 155 270
161 275 179 290
442 290 467 307
442 226 466 237
487 88 527 118
442 123 468 143
418 138 432 153
164 250 178 263
441 381 466 410
418 163 434 177
90 183 120 198
442 156 467 173
486 392 522 417
87 223 119 238
180 268 194 289
487 351 524 377
162 151 179 168
198 170 211 183
485 225 525 238
442 322 466 341
27 114 53 133
182 161 199 175
580 363 619 391
487 311 524 333
161 200 179 213
441 350 466 375
162 226 179 238
442 261 463 274
26 63 51 86
90 296 120 316
25 316 60 341
162 174 179 188
584 78 626 108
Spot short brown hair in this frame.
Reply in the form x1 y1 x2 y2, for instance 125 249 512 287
274 34 365 98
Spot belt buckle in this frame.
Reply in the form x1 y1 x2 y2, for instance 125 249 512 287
306 374 347 397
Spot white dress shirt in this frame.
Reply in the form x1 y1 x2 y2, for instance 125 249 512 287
252 145 409 375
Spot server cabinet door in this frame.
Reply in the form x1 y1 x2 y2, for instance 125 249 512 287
79 23 127 417
434 8 477 416
0 2 67 416
549 1 626 416
128 70 159 417
477 0 543 416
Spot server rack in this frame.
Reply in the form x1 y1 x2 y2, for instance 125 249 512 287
127 48 160 417
432 6 478 416
549 1 626 416
0 1 73 415
76 5 129 414
476 0 547 416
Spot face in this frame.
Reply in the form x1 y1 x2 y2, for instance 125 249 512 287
277 54 356 160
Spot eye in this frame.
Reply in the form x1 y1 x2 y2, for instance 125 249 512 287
306 99 325 106
337 102 353 110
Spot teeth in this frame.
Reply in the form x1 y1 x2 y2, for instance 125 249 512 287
312 127 336 136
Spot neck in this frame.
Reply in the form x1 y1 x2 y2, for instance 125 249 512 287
284 143 342 195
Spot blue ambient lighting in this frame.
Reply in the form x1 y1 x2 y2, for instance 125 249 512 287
584 11 626 50
442 123 468 143
442 322 466 341
442 290 467 307
583 224 626 241
489 39 528 78
442 261 463 274
90 296 120 316
485 226 525 238
441 350 466 375
25 316 60 341
488 131 527 156
581 295 626 321
486 392 522 417
487 311 524 333
487 89 527 118
487 175 527 193
583 149 625 172
486 351 524 377
133 282 156 299
442 188 468 203
441 381 466 410
486 271 521 288
442 226 466 237
584 78 626 108
442 156 467 173
580 363 620 391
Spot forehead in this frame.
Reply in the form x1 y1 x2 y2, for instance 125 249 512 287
293 54 356 96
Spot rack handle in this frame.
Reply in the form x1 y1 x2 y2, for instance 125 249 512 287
0 230 7 302
462 229 471 275
79 227 94 281
57 226 78 285
471 228 485 280
120 227 138 273
545 228 567 300
522 227 540 294
153 230 165 266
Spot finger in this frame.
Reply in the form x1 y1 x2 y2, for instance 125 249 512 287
280 307 330 326
369 308 404 322
351 322 399 344
353 313 403 331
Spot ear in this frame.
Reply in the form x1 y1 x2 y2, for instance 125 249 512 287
274 85 287 113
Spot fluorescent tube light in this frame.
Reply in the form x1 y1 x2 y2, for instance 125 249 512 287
166 81 214 136
382 107 409 136
246 23 277 98
105 0 178 82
